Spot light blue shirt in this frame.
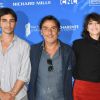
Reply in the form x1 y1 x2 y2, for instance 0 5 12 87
0 35 31 100
36 44 64 100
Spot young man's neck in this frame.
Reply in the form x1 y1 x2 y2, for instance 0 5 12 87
1 33 14 44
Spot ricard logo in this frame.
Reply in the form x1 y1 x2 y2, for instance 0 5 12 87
60 0 77 5
25 23 39 37
25 23 31 37
13 1 51 6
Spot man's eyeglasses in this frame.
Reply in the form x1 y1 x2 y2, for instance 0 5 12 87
47 59 54 72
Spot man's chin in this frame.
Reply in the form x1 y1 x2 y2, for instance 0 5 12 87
6 32 13 35
46 40 57 44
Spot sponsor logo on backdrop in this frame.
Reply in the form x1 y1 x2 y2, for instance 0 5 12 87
25 22 79 37
25 23 39 37
60 0 77 5
13 1 52 6
25 23 31 37
89 0 100 6
0 2 4 7
60 25 79 31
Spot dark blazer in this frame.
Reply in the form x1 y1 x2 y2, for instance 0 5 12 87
28 40 75 100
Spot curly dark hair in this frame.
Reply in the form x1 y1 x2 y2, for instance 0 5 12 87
82 12 100 38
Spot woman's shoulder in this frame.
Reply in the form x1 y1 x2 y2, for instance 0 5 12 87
73 38 84 43
72 38 87 49
73 38 86 45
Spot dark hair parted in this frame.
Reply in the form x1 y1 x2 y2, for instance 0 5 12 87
39 15 60 31
82 12 100 38
0 7 17 22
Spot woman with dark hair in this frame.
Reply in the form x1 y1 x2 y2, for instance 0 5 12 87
72 12 100 100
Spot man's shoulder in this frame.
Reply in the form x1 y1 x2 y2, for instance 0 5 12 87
31 42 42 49
30 42 42 56
73 38 84 44
16 35 30 47
60 41 72 52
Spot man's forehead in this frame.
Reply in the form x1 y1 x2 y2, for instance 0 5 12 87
0 14 15 19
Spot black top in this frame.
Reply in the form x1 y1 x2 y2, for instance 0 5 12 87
72 37 100 82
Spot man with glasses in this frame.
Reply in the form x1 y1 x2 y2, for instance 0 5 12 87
0 8 31 100
28 15 75 100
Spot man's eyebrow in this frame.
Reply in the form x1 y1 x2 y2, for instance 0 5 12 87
1 19 7 20
1 18 15 21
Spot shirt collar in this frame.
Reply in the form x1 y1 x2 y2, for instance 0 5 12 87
0 34 17 42
12 35 17 43
41 40 61 50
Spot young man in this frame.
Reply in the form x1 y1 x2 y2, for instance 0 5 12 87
28 15 75 100
0 8 31 100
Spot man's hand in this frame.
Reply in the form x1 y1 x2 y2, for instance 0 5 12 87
0 91 15 100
